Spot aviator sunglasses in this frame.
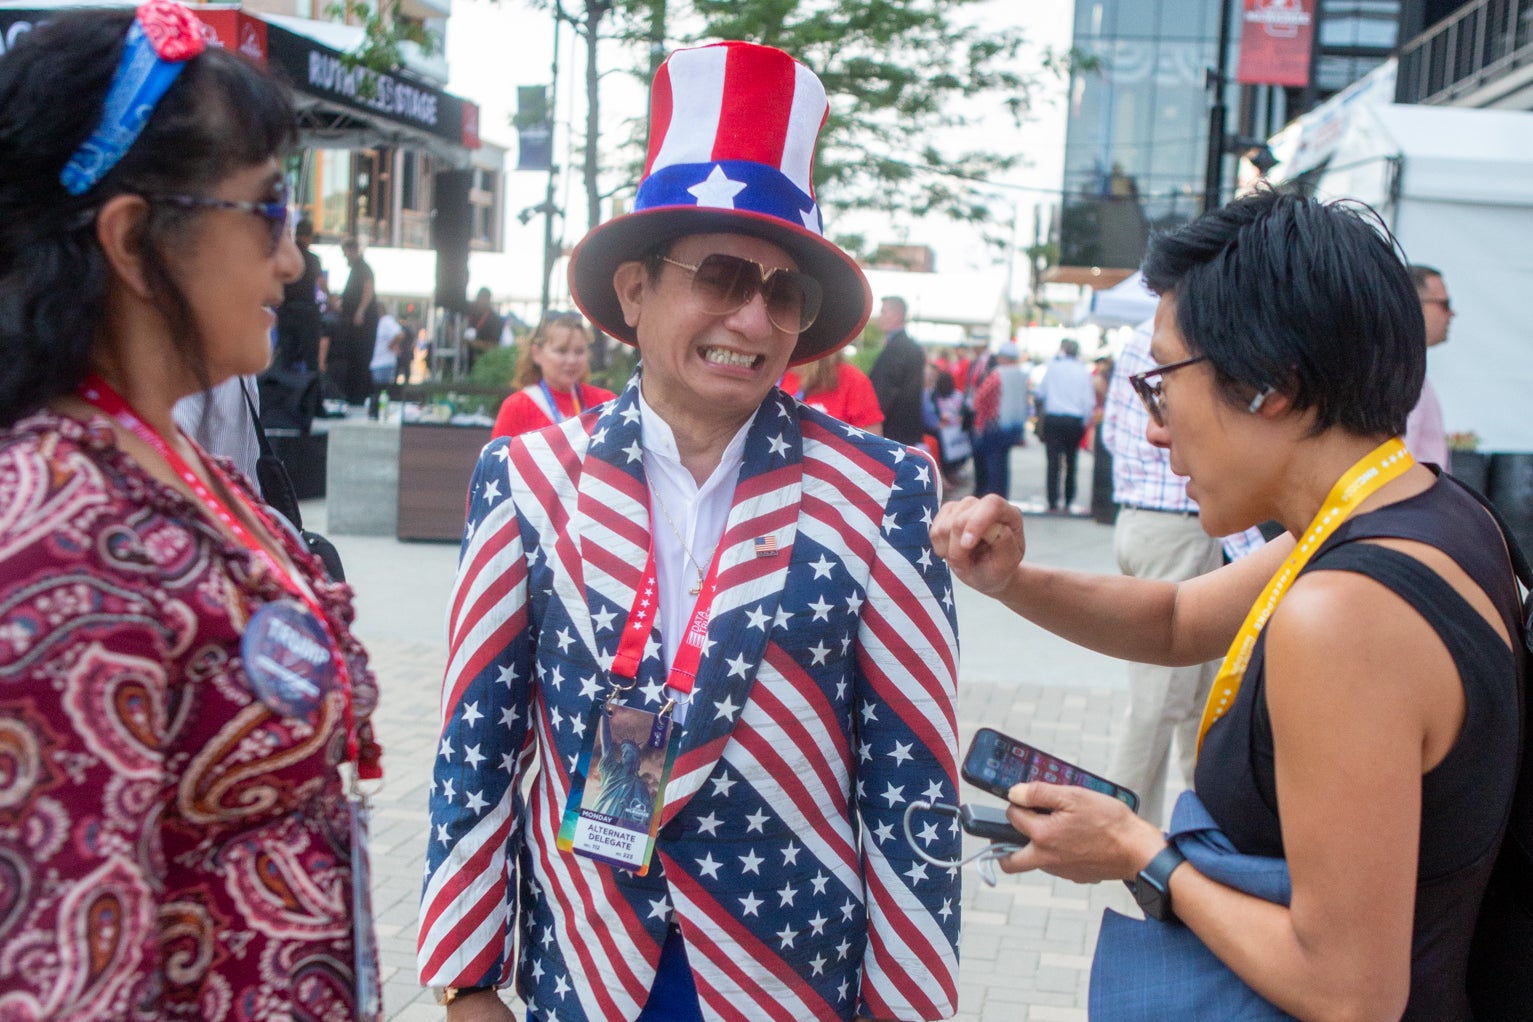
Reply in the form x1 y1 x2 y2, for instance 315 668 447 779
145 190 298 256
661 253 824 335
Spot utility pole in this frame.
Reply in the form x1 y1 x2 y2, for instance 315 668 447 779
539 6 562 321
1202 0 1235 213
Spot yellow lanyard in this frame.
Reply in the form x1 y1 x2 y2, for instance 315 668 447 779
1197 437 1416 751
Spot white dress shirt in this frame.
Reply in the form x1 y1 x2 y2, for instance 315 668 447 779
639 388 755 723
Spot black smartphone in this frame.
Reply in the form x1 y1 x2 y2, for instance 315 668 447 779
959 803 1030 846
960 727 1140 813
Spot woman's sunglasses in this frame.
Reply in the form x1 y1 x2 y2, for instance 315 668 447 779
147 192 297 255
661 253 823 335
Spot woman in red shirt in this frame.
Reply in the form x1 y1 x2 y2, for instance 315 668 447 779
779 350 884 434
491 313 616 438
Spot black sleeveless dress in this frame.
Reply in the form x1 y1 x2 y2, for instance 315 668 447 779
1195 474 1522 1021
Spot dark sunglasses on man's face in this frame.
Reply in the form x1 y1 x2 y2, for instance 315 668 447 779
661 253 824 335
146 192 297 256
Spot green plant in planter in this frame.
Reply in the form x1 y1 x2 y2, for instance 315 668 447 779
467 345 520 389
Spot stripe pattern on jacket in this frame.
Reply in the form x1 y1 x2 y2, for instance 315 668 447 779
419 376 961 1021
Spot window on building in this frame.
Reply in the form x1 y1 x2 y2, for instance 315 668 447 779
469 167 500 250
308 148 353 240
400 151 435 249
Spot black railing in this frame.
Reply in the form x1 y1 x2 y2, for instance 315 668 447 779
1398 0 1533 104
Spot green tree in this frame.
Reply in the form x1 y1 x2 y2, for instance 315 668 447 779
324 0 439 98
681 0 1066 253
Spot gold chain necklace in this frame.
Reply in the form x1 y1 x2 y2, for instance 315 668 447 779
651 488 713 595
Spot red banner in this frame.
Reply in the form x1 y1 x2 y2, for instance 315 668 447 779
190 8 268 64
1236 0 1315 88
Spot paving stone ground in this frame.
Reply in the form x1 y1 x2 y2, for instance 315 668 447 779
316 441 1163 1021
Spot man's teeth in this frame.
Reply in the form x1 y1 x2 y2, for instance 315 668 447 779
703 348 758 368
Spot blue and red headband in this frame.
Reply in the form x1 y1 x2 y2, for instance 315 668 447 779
60 0 207 196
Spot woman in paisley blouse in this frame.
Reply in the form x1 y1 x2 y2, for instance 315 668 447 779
0 5 383 1019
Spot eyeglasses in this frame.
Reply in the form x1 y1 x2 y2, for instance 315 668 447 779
660 253 823 335
146 193 297 255
1128 354 1207 427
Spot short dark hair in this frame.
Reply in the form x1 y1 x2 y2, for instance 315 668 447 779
1141 190 1423 437
1407 264 1442 292
0 8 296 426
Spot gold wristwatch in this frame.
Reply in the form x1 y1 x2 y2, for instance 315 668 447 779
433 985 495 1006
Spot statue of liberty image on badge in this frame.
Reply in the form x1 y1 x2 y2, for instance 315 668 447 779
241 599 337 719
558 701 681 875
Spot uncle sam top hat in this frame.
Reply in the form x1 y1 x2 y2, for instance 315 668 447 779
568 40 872 365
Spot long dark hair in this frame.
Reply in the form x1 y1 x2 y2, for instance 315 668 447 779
0 9 297 426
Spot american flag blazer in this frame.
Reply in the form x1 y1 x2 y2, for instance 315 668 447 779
419 376 962 1021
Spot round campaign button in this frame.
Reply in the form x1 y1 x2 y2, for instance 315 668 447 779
241 600 337 719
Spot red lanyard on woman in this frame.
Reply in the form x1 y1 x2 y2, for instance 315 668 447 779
77 374 373 775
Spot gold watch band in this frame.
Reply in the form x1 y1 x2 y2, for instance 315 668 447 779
434 985 496 1006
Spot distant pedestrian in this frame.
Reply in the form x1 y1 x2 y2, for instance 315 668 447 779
464 286 505 373
971 342 1028 498
274 217 323 371
338 236 377 403
1034 338 1095 512
1404 264 1453 470
868 295 926 445
923 364 971 487
780 349 884 434
370 303 406 386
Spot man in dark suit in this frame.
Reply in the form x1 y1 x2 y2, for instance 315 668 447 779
867 295 925 446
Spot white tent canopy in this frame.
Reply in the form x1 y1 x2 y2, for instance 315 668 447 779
1309 103 1533 453
1070 271 1158 328
863 267 1009 347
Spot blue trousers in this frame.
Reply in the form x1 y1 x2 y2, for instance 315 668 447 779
635 925 703 1022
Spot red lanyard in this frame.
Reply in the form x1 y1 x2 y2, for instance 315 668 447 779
77 375 368 772
608 537 725 699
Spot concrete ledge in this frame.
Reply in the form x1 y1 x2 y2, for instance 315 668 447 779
327 420 401 536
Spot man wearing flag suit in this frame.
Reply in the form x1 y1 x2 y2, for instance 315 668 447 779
419 41 962 1022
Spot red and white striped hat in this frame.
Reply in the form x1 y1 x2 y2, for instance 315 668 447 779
568 41 872 364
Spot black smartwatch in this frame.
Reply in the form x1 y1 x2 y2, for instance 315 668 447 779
1131 843 1188 921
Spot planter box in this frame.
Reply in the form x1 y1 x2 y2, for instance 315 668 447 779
397 422 493 542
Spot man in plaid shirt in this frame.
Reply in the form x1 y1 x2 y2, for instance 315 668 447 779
1101 317 1266 824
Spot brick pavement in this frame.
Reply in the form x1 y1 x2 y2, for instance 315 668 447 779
323 440 1149 1021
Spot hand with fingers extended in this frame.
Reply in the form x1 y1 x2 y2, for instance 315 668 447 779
928 494 1026 596
997 781 1168 885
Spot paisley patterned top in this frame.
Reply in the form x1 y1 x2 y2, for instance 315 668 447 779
0 409 380 1021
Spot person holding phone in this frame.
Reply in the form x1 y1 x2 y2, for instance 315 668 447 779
932 191 1522 1020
